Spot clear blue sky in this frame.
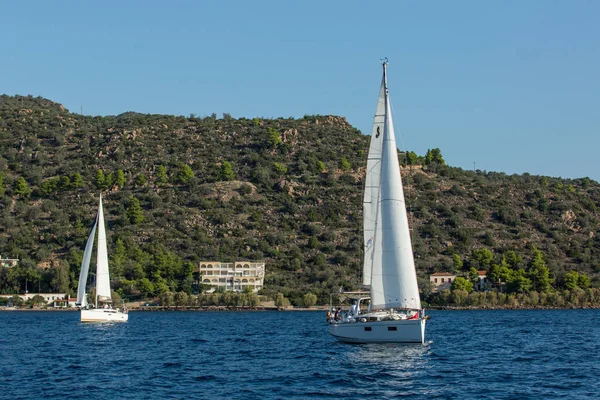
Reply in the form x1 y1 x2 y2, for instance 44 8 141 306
2 1 599 180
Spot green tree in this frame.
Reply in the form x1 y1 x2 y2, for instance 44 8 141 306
115 169 126 187
424 148 445 166
504 250 523 269
578 273 591 289
105 172 114 188
0 173 4 197
274 293 290 308
155 165 167 184
126 196 144 224
95 170 106 189
303 293 317 307
134 174 147 187
28 294 46 307
176 164 194 184
160 292 174 307
528 247 552 292
452 254 463 272
273 162 288 176
404 151 419 166
137 278 155 297
174 291 189 307
220 161 235 181
338 157 351 171
468 267 479 286
110 238 127 277
266 127 282 148
564 271 581 290
59 176 71 190
471 248 494 267
316 160 326 173
506 269 532 293
71 172 84 188
451 277 473 293
14 177 31 198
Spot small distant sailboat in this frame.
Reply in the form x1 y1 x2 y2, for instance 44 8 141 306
329 59 426 344
77 195 128 322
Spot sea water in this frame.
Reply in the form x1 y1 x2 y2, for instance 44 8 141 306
1 309 599 399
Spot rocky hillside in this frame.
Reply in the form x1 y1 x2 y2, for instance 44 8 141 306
0 95 599 304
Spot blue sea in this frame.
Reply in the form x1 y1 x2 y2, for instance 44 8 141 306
1 309 599 399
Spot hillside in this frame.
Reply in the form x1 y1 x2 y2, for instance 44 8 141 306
1 95 599 305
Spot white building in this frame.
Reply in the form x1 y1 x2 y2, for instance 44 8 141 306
53 297 78 308
198 261 264 293
0 293 66 305
474 270 488 291
429 272 456 292
0 255 19 268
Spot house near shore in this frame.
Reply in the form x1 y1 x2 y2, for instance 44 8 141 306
430 271 489 292
474 270 488 291
429 272 456 292
0 293 66 305
53 297 78 308
197 261 265 293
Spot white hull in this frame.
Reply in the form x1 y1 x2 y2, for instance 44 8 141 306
81 308 128 323
329 318 426 344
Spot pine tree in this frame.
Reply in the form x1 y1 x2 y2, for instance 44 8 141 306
14 177 31 198
528 247 552 292
95 170 105 189
115 169 126 188
126 196 144 224
71 173 84 188
220 161 235 181
176 164 194 184
339 157 351 171
155 165 167 185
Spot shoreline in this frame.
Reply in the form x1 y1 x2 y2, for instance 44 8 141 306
2 305 600 312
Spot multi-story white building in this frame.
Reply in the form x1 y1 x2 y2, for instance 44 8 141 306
198 261 265 293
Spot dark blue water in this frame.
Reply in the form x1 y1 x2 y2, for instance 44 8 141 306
1 309 599 399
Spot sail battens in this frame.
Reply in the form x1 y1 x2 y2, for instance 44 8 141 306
95 196 112 301
76 218 98 307
362 74 387 286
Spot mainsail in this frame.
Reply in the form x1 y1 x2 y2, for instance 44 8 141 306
362 74 386 286
95 196 112 302
369 63 421 310
76 216 98 307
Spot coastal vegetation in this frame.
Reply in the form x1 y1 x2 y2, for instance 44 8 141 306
1 95 599 308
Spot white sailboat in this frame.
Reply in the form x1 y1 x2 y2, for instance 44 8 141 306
77 195 128 322
329 60 426 344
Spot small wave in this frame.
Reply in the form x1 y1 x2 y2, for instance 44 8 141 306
163 362 182 368
194 375 220 382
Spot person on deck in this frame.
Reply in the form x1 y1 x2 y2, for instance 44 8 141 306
350 301 358 317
